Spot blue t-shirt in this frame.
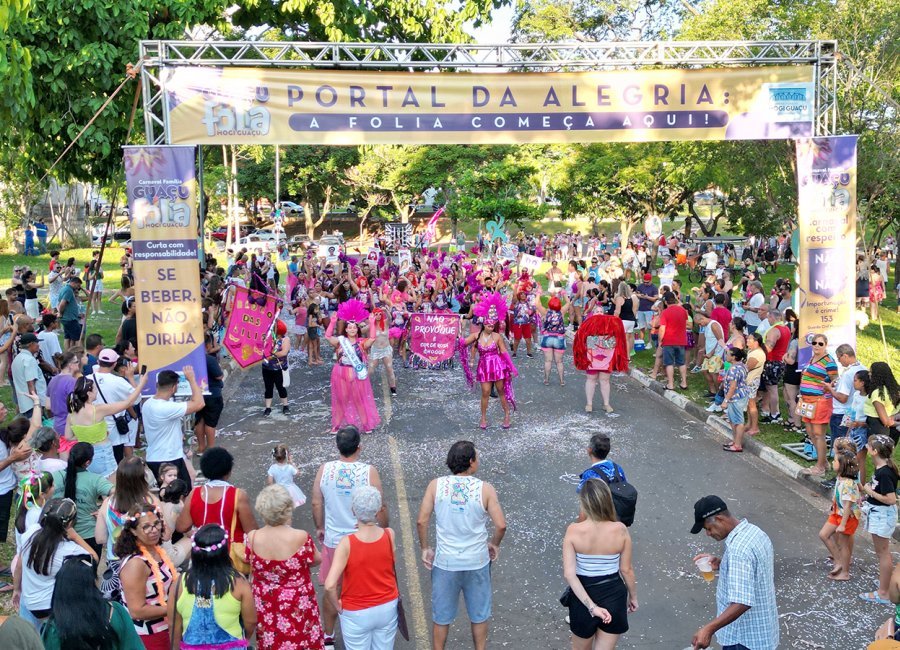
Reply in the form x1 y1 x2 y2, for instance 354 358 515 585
34 223 48 239
577 460 626 493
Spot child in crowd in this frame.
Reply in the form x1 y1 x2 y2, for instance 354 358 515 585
158 477 192 566
845 370 870 481
860 435 899 605
266 443 306 507
306 302 322 365
819 450 861 582
158 462 179 491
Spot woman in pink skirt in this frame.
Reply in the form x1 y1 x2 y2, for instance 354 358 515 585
459 292 518 430
324 299 381 434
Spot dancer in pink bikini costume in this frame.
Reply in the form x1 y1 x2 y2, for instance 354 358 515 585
324 299 381 434
458 292 518 430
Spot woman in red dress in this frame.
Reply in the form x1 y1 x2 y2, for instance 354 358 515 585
246 485 324 650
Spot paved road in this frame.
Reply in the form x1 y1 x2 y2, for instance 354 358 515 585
215 345 895 649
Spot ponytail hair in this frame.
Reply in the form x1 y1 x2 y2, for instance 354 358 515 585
27 498 77 576
15 472 54 534
64 443 94 502
67 376 95 414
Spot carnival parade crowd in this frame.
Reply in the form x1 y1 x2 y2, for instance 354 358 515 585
0 227 898 650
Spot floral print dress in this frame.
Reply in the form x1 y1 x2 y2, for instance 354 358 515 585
246 535 324 650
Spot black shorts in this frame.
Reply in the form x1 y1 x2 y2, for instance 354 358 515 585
198 395 224 427
568 573 629 638
760 361 785 389
62 319 82 341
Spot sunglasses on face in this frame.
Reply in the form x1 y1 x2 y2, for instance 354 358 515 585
812 341 826 347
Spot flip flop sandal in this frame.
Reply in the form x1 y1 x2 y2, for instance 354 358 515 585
679 383 689 390
722 444 743 453
859 592 892 605
0 581 13 593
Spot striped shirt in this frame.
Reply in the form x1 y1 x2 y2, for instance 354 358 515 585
716 519 779 649
799 355 838 398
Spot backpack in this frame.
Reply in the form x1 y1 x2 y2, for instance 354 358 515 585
580 463 638 527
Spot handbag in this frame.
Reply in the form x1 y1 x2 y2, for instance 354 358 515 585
282 367 291 388
94 374 131 436
229 490 252 575
388 532 410 641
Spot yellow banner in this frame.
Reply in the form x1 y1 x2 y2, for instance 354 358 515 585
164 66 815 145
796 136 858 366
123 146 208 392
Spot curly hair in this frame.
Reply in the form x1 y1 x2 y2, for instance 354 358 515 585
113 503 164 558
869 362 900 409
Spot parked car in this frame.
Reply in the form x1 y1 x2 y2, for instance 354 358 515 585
325 205 357 217
91 226 131 246
210 225 252 242
98 204 130 219
278 201 303 216
235 236 275 254
316 235 346 258
288 234 313 252
249 227 285 242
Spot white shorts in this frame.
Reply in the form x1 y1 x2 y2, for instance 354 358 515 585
637 311 653 329
621 320 635 334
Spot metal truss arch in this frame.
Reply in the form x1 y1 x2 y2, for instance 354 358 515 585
139 39 838 144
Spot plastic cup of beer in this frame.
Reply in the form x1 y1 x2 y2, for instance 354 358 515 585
695 556 715 582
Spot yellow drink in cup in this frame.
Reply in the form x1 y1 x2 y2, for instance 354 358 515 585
695 557 715 582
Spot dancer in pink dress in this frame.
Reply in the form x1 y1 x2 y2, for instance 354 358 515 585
459 292 518 430
324 299 381 433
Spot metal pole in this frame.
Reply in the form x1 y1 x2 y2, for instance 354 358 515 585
198 145 206 269
275 144 281 252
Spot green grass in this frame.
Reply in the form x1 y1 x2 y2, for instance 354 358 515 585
626 262 900 470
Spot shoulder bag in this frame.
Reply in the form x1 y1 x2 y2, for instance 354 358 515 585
94 374 131 436
388 530 410 641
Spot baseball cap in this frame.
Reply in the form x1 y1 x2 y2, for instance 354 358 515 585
690 495 728 534
98 348 120 364
19 333 38 345
643 273 652 282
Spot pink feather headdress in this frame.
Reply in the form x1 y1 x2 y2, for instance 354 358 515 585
473 291 507 325
336 299 369 323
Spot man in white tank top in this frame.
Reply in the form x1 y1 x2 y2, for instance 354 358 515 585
312 425 387 649
417 441 507 650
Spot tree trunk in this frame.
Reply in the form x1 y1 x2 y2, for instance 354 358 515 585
620 217 638 245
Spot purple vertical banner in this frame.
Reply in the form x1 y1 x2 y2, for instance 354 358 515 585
796 136 858 368
123 146 209 394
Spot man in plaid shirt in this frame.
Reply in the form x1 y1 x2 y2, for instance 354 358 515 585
689 496 779 650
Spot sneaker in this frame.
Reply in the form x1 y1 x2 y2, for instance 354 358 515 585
769 413 782 423
323 635 336 650
282 405 290 415
705 403 719 413
690 365 702 373
263 408 271 417
760 413 773 423
390 386 397 395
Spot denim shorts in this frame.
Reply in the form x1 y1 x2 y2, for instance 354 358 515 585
866 504 898 539
431 563 492 625
662 345 685 367
727 398 749 425
849 427 869 452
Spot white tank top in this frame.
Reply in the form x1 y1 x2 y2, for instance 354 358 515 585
320 460 371 548
434 475 489 571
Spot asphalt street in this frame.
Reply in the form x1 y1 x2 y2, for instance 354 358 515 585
215 344 895 649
